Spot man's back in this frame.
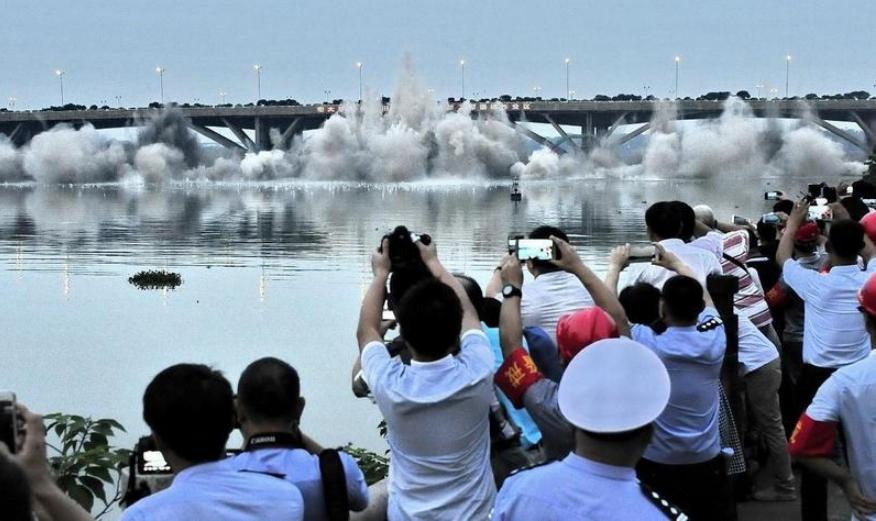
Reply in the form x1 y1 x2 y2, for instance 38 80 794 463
229 448 369 521
361 330 496 520
633 309 725 464
521 271 592 343
121 460 304 521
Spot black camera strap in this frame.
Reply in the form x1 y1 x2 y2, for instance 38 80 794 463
244 431 306 451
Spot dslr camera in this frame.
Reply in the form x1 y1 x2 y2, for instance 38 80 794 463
380 226 432 272
122 436 174 507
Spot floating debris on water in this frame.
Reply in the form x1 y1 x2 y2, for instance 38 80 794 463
128 270 182 290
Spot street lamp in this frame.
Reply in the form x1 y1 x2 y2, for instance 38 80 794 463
219 91 226 104
254 64 263 100
324 90 332 103
356 62 363 101
155 67 165 104
755 84 765 99
564 57 571 99
532 85 542 98
7 97 16 110
459 59 466 99
769 87 779 99
55 69 65 105
785 54 792 98
114 95 122 107
674 56 681 99
569 89 576 99
643 85 652 98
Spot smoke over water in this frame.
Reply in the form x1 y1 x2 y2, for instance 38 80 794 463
0 63 865 185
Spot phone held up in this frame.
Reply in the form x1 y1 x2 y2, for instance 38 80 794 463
628 243 657 263
0 391 19 454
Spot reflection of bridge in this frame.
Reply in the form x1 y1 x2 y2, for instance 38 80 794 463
1 99 875 154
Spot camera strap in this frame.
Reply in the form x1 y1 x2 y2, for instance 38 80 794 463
244 431 306 451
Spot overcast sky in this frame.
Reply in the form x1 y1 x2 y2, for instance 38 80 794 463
2 0 874 109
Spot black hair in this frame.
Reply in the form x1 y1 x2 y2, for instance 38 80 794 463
143 364 234 465
582 423 654 443
661 275 705 323
645 202 683 241
841 197 870 222
865 311 876 333
772 199 794 215
480 298 501 328
828 219 865 260
757 218 778 244
388 267 431 311
619 283 662 326
528 226 568 273
0 457 31 521
670 201 696 241
397 278 463 359
237 357 301 424
853 180 876 199
454 274 484 319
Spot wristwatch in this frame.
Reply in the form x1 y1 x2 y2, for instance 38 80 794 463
502 284 522 299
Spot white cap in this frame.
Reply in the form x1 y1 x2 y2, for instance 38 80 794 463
558 338 671 433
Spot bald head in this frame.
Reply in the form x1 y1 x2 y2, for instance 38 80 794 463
692 204 716 228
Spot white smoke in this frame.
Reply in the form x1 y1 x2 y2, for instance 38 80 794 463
0 137 21 181
22 125 129 183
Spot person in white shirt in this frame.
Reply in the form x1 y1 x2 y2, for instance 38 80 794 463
789 271 876 521
356 236 495 520
630 202 723 289
519 226 593 344
777 200 876 521
228 357 369 521
121 364 305 521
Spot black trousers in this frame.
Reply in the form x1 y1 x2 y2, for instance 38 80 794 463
779 340 803 436
637 455 736 521
797 363 837 521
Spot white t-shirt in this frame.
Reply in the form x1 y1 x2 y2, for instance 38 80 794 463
737 311 779 376
361 330 496 520
783 261 875 368
521 271 593 344
630 238 723 290
806 350 876 520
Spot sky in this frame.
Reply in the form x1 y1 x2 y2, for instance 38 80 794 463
2 0 875 110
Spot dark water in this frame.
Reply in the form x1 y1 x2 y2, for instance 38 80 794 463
0 176 821 452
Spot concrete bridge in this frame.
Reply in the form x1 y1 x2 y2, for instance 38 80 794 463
1 99 875 155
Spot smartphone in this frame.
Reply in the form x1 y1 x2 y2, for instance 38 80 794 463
808 205 833 222
807 183 824 199
731 215 749 226
822 186 838 203
628 243 656 262
515 239 555 261
507 233 525 253
846 185 855 196
764 191 783 201
761 212 782 224
138 449 172 475
381 308 395 321
0 391 17 454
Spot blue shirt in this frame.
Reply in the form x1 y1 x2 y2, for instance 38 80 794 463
120 459 304 521
633 308 725 465
484 326 542 447
228 448 369 521
492 453 670 520
361 329 496 520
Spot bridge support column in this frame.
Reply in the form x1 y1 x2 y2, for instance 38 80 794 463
222 118 256 152
188 123 247 152
277 118 303 150
254 117 272 152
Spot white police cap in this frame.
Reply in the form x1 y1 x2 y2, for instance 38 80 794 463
558 337 671 433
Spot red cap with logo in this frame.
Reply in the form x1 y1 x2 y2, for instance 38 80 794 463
794 222 820 246
858 272 876 317
860 212 876 244
556 307 619 363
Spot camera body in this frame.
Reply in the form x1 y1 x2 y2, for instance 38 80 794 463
381 226 431 272
0 391 18 454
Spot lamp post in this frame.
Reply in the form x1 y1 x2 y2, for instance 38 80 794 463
254 64 263 100
564 57 571 99
114 95 122 107
674 56 681 99
8 97 16 110
569 89 576 100
785 54 792 98
155 67 165 104
55 70 65 105
324 90 332 103
533 85 542 99
459 59 466 99
755 83 765 99
769 87 778 99
356 62 363 101
643 85 652 98
219 91 226 104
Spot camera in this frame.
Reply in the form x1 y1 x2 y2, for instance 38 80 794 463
0 391 18 454
380 226 431 272
764 191 783 201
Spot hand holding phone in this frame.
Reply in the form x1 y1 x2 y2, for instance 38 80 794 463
515 239 555 261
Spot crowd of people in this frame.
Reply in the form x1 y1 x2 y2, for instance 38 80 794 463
4 179 876 520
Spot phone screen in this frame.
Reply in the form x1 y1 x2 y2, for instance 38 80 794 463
516 239 554 261
139 450 172 474
382 309 395 321
507 233 524 253
628 244 656 262
732 215 749 226
808 205 832 222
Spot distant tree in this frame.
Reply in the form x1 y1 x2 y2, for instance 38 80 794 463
846 91 871 100
735 90 751 100
805 93 819 100
88 105 98 110
593 94 610 101
499 94 512 101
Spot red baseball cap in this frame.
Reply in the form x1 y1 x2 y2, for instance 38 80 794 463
794 222 819 246
858 272 876 317
860 212 876 244
556 307 619 363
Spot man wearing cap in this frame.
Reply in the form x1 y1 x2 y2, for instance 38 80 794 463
777 201 876 521
789 272 876 521
492 337 684 520
493 236 627 461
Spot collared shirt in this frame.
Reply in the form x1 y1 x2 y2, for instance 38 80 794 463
782 260 874 368
633 308 725 465
521 271 593 344
803 350 876 520
492 453 670 520
120 459 304 521
227 448 369 521
737 311 779 376
631 238 723 290
361 330 496 520
719 230 773 327
780 253 827 343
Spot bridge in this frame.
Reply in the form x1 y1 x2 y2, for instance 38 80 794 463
1 99 875 155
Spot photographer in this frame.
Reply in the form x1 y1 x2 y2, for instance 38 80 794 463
228 357 369 521
356 235 496 519
122 364 305 521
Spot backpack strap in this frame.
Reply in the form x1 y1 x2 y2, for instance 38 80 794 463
722 252 750 275
319 449 350 521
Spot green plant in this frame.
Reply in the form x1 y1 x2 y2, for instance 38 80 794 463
43 414 131 518
342 443 389 486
